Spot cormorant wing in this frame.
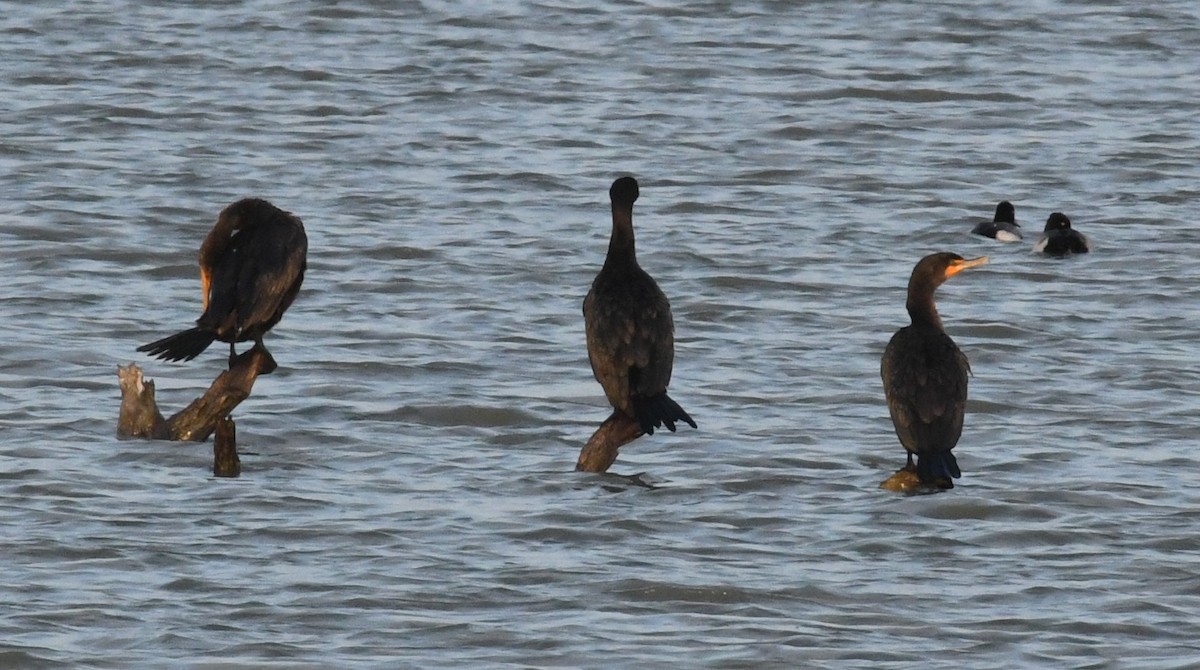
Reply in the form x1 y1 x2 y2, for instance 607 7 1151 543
234 223 307 334
882 328 969 451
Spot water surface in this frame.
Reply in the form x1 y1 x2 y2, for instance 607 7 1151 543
2 1 1200 667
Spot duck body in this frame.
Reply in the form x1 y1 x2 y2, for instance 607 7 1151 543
971 200 1022 242
1034 212 1090 256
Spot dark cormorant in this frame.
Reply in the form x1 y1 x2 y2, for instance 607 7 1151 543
881 252 987 489
1033 212 1090 256
970 201 1021 242
138 198 307 364
583 176 696 438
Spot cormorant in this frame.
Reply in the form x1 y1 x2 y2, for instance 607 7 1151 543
583 176 696 440
970 201 1021 242
881 252 987 489
138 198 307 364
1033 212 1090 256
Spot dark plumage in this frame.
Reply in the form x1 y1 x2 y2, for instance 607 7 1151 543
970 200 1022 242
1033 212 1090 256
138 198 307 364
881 252 987 489
583 176 696 437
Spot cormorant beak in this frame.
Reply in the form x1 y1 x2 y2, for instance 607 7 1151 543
945 256 988 278
200 267 211 311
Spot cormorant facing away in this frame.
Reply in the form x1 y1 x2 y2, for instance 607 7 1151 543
138 198 308 365
1033 212 1090 256
970 201 1021 242
881 252 988 489
584 176 696 439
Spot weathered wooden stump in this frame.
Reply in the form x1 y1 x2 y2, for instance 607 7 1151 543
575 411 644 473
213 416 241 478
879 465 922 493
117 346 276 476
117 363 168 440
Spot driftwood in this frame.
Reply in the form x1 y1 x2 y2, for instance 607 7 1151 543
880 466 922 493
117 347 276 477
213 416 241 477
117 364 168 440
575 411 644 473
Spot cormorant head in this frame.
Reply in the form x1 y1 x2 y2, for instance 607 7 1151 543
1044 212 1071 231
609 176 639 207
904 252 987 326
912 252 989 289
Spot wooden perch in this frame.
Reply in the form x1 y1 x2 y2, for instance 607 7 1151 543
575 411 644 473
213 416 241 478
117 346 276 475
879 464 922 493
117 363 168 440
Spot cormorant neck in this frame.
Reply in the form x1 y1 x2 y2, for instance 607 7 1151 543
604 202 637 267
200 213 238 268
906 290 943 330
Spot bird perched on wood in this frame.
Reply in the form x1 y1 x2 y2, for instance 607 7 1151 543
138 198 307 366
577 176 696 472
881 252 987 490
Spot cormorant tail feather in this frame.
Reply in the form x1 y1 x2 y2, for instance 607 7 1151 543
137 328 216 362
916 450 961 489
631 393 697 436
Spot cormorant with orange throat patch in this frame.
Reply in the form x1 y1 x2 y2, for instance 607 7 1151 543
138 198 307 365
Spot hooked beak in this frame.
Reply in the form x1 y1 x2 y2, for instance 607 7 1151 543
945 255 988 278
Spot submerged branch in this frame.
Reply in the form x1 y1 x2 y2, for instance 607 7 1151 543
116 347 277 476
213 416 241 477
575 411 644 473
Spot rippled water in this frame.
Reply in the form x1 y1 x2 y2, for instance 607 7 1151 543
3 1 1200 667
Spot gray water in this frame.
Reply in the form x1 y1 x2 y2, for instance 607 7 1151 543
3 1 1200 667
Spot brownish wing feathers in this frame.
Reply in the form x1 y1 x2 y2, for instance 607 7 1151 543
881 325 970 454
583 266 675 416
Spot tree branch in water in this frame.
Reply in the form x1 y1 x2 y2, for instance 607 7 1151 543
117 347 276 476
576 411 644 473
